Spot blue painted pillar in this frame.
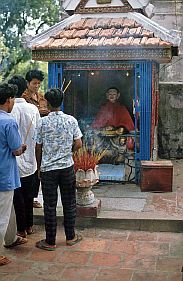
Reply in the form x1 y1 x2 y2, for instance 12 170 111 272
48 62 64 110
135 61 152 161
48 62 63 89
134 61 152 182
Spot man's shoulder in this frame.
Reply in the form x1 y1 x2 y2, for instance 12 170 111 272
62 112 77 122
26 102 40 112
4 114 18 127
14 100 39 113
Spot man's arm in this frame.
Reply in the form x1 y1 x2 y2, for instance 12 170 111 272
35 143 43 171
73 138 82 152
12 144 27 156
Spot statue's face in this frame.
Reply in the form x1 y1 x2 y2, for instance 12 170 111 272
106 89 120 103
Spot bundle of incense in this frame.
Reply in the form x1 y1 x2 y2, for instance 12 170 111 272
24 116 34 143
63 80 71 93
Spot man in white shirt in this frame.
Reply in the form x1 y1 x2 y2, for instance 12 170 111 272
8 75 40 238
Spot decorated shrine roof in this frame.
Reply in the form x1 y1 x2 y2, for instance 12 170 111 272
28 1 181 63
32 16 175 50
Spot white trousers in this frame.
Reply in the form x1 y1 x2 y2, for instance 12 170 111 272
0 190 17 251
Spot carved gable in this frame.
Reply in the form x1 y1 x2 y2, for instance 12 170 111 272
75 0 134 14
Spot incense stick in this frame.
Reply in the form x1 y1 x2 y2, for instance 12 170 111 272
63 80 71 93
61 78 65 91
24 116 34 143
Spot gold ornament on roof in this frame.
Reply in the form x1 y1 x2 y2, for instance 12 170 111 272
96 0 112 4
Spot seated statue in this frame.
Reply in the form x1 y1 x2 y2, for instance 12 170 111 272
91 87 134 132
88 87 135 164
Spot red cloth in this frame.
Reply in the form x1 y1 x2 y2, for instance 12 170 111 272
92 101 134 132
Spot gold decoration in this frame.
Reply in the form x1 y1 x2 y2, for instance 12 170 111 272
97 0 112 3
76 0 133 14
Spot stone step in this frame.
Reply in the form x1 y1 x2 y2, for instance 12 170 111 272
33 206 183 233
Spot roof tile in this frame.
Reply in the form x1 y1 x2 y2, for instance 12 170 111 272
89 37 106 47
123 18 136 27
95 18 112 28
132 38 142 46
82 18 99 29
121 27 129 37
33 38 54 49
140 37 148 45
142 29 154 38
59 29 77 39
103 37 119 46
116 37 134 46
145 38 161 46
49 38 66 48
72 28 90 38
62 38 80 48
98 28 116 38
109 18 125 28
69 19 86 30
159 40 171 47
87 28 102 38
75 37 93 47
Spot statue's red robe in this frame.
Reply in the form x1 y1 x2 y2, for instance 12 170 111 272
92 101 134 132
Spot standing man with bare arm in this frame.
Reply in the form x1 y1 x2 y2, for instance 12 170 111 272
34 88 83 251
0 83 27 266
22 69 49 208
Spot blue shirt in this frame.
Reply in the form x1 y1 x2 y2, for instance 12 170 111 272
34 111 82 172
0 110 22 191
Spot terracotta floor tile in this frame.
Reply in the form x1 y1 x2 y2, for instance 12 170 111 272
76 237 110 252
91 252 121 266
170 244 183 257
14 276 56 281
122 254 156 270
95 268 133 281
110 240 137 255
156 257 183 272
62 265 98 281
56 250 90 265
132 271 168 281
167 271 182 281
0 260 33 274
128 231 157 242
0 274 20 281
29 248 57 262
157 232 183 242
24 263 65 279
137 241 169 256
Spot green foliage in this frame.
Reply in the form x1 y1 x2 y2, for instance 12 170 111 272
0 0 60 82
0 35 9 82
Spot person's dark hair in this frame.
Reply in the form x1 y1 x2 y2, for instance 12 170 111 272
25 69 44 82
8 75 27 98
45 88 64 108
106 87 119 93
0 83 18 105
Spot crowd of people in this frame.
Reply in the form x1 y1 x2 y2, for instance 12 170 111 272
0 70 83 266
